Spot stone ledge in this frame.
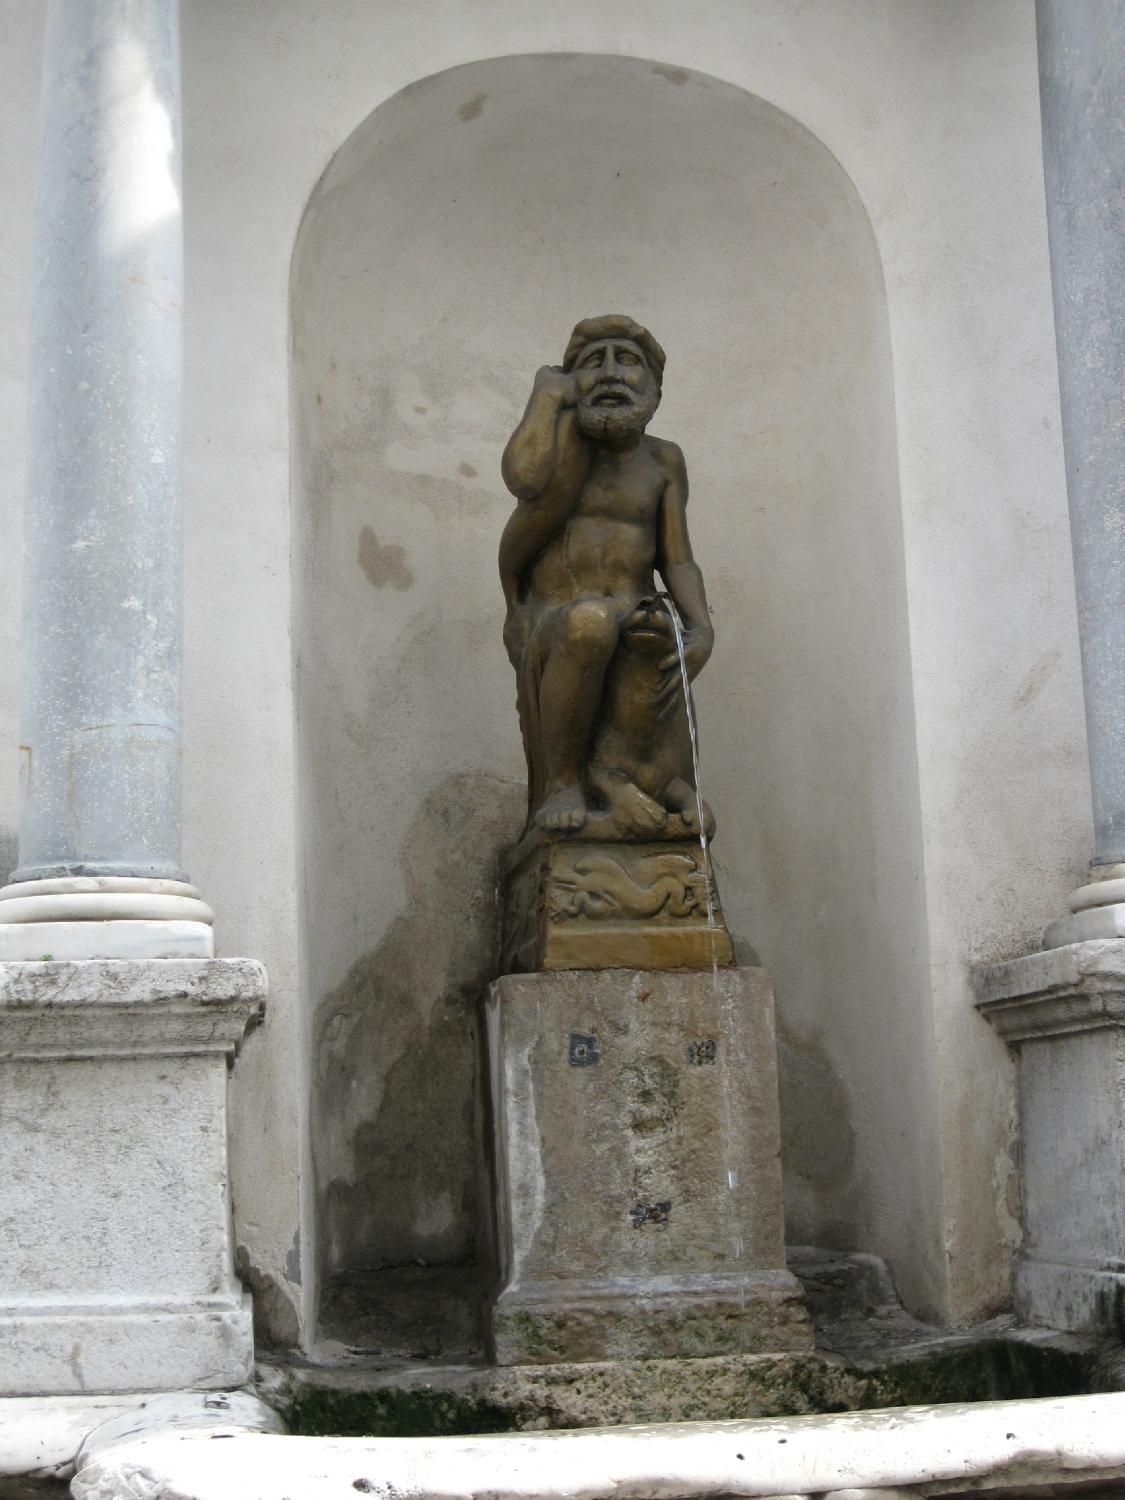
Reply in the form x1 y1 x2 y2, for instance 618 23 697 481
0 1393 152 1494
71 1393 1125 1500
974 940 1125 1039
0 958 265 1058
494 1271 813 1365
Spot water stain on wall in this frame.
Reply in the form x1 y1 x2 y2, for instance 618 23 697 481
1013 647 1061 709
776 1016 858 1246
313 770 524 1345
457 91 488 123
357 524 414 591
0 827 16 886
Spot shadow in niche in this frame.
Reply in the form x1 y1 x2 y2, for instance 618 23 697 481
313 770 524 1361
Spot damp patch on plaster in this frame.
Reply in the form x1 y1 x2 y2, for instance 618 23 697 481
457 92 488 122
357 524 414 591
1013 647 1062 709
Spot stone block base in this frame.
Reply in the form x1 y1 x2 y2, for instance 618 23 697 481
975 940 1125 1336
493 1270 811 1365
486 967 809 1364
1014 1258 1125 1337
500 834 734 973
0 1297 253 1397
0 959 263 1393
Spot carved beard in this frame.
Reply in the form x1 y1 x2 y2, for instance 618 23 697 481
575 384 660 442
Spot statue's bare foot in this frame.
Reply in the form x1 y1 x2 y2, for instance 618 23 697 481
536 785 589 832
666 778 716 837
604 778 668 837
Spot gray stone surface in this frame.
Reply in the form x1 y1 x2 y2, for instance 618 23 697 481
0 958 264 1394
68 1393 1125 1500
976 941 1125 1334
0 1394 149 1497
13 0 187 886
486 967 811 1363
1038 0 1125 869
1046 901 1125 950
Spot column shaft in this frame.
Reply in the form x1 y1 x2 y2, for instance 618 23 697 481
1038 0 1125 868
0 0 212 958
15 0 185 882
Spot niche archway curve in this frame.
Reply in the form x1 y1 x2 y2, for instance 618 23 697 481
291 53 935 1329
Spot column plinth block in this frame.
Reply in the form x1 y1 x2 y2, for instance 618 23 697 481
486 967 811 1365
975 941 1125 1335
0 959 263 1394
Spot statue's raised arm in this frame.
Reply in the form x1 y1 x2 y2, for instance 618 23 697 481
498 367 590 624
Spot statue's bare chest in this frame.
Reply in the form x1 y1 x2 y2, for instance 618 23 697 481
573 448 665 525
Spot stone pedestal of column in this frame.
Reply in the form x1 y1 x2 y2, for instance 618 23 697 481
485 967 811 1364
976 942 1125 1336
0 959 263 1395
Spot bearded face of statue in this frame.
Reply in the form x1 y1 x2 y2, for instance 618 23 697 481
572 338 661 443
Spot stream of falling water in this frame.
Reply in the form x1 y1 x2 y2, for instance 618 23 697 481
659 597 746 1278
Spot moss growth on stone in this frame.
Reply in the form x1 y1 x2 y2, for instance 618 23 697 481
280 1335 1105 1437
288 1386 518 1438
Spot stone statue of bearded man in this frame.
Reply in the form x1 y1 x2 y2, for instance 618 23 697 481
499 314 716 842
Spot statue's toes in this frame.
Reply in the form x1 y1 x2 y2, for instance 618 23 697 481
633 805 668 835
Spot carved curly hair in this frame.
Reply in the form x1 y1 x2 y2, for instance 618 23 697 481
562 314 666 387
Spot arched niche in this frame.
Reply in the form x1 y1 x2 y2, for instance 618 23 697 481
291 53 933 1346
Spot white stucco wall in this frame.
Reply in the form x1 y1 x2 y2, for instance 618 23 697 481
0 0 1088 1340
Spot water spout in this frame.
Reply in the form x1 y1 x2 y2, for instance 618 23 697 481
658 594 746 1276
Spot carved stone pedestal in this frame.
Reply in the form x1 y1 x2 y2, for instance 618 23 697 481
500 827 735 973
0 959 263 1394
485 967 811 1364
976 941 1125 1334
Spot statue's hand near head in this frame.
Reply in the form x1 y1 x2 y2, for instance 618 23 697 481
531 364 579 408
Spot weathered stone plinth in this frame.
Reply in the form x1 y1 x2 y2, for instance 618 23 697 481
485 967 811 1364
500 826 735 974
0 959 263 1394
975 941 1125 1335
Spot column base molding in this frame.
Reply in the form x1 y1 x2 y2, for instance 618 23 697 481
0 877 214 958
0 1294 254 1397
1045 863 1125 947
0 918 214 960
1045 902 1125 948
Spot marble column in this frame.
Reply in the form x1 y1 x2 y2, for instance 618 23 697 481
1038 0 1125 948
976 2 1125 1336
0 0 211 959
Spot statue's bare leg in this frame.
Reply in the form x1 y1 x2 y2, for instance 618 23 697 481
536 598 620 831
